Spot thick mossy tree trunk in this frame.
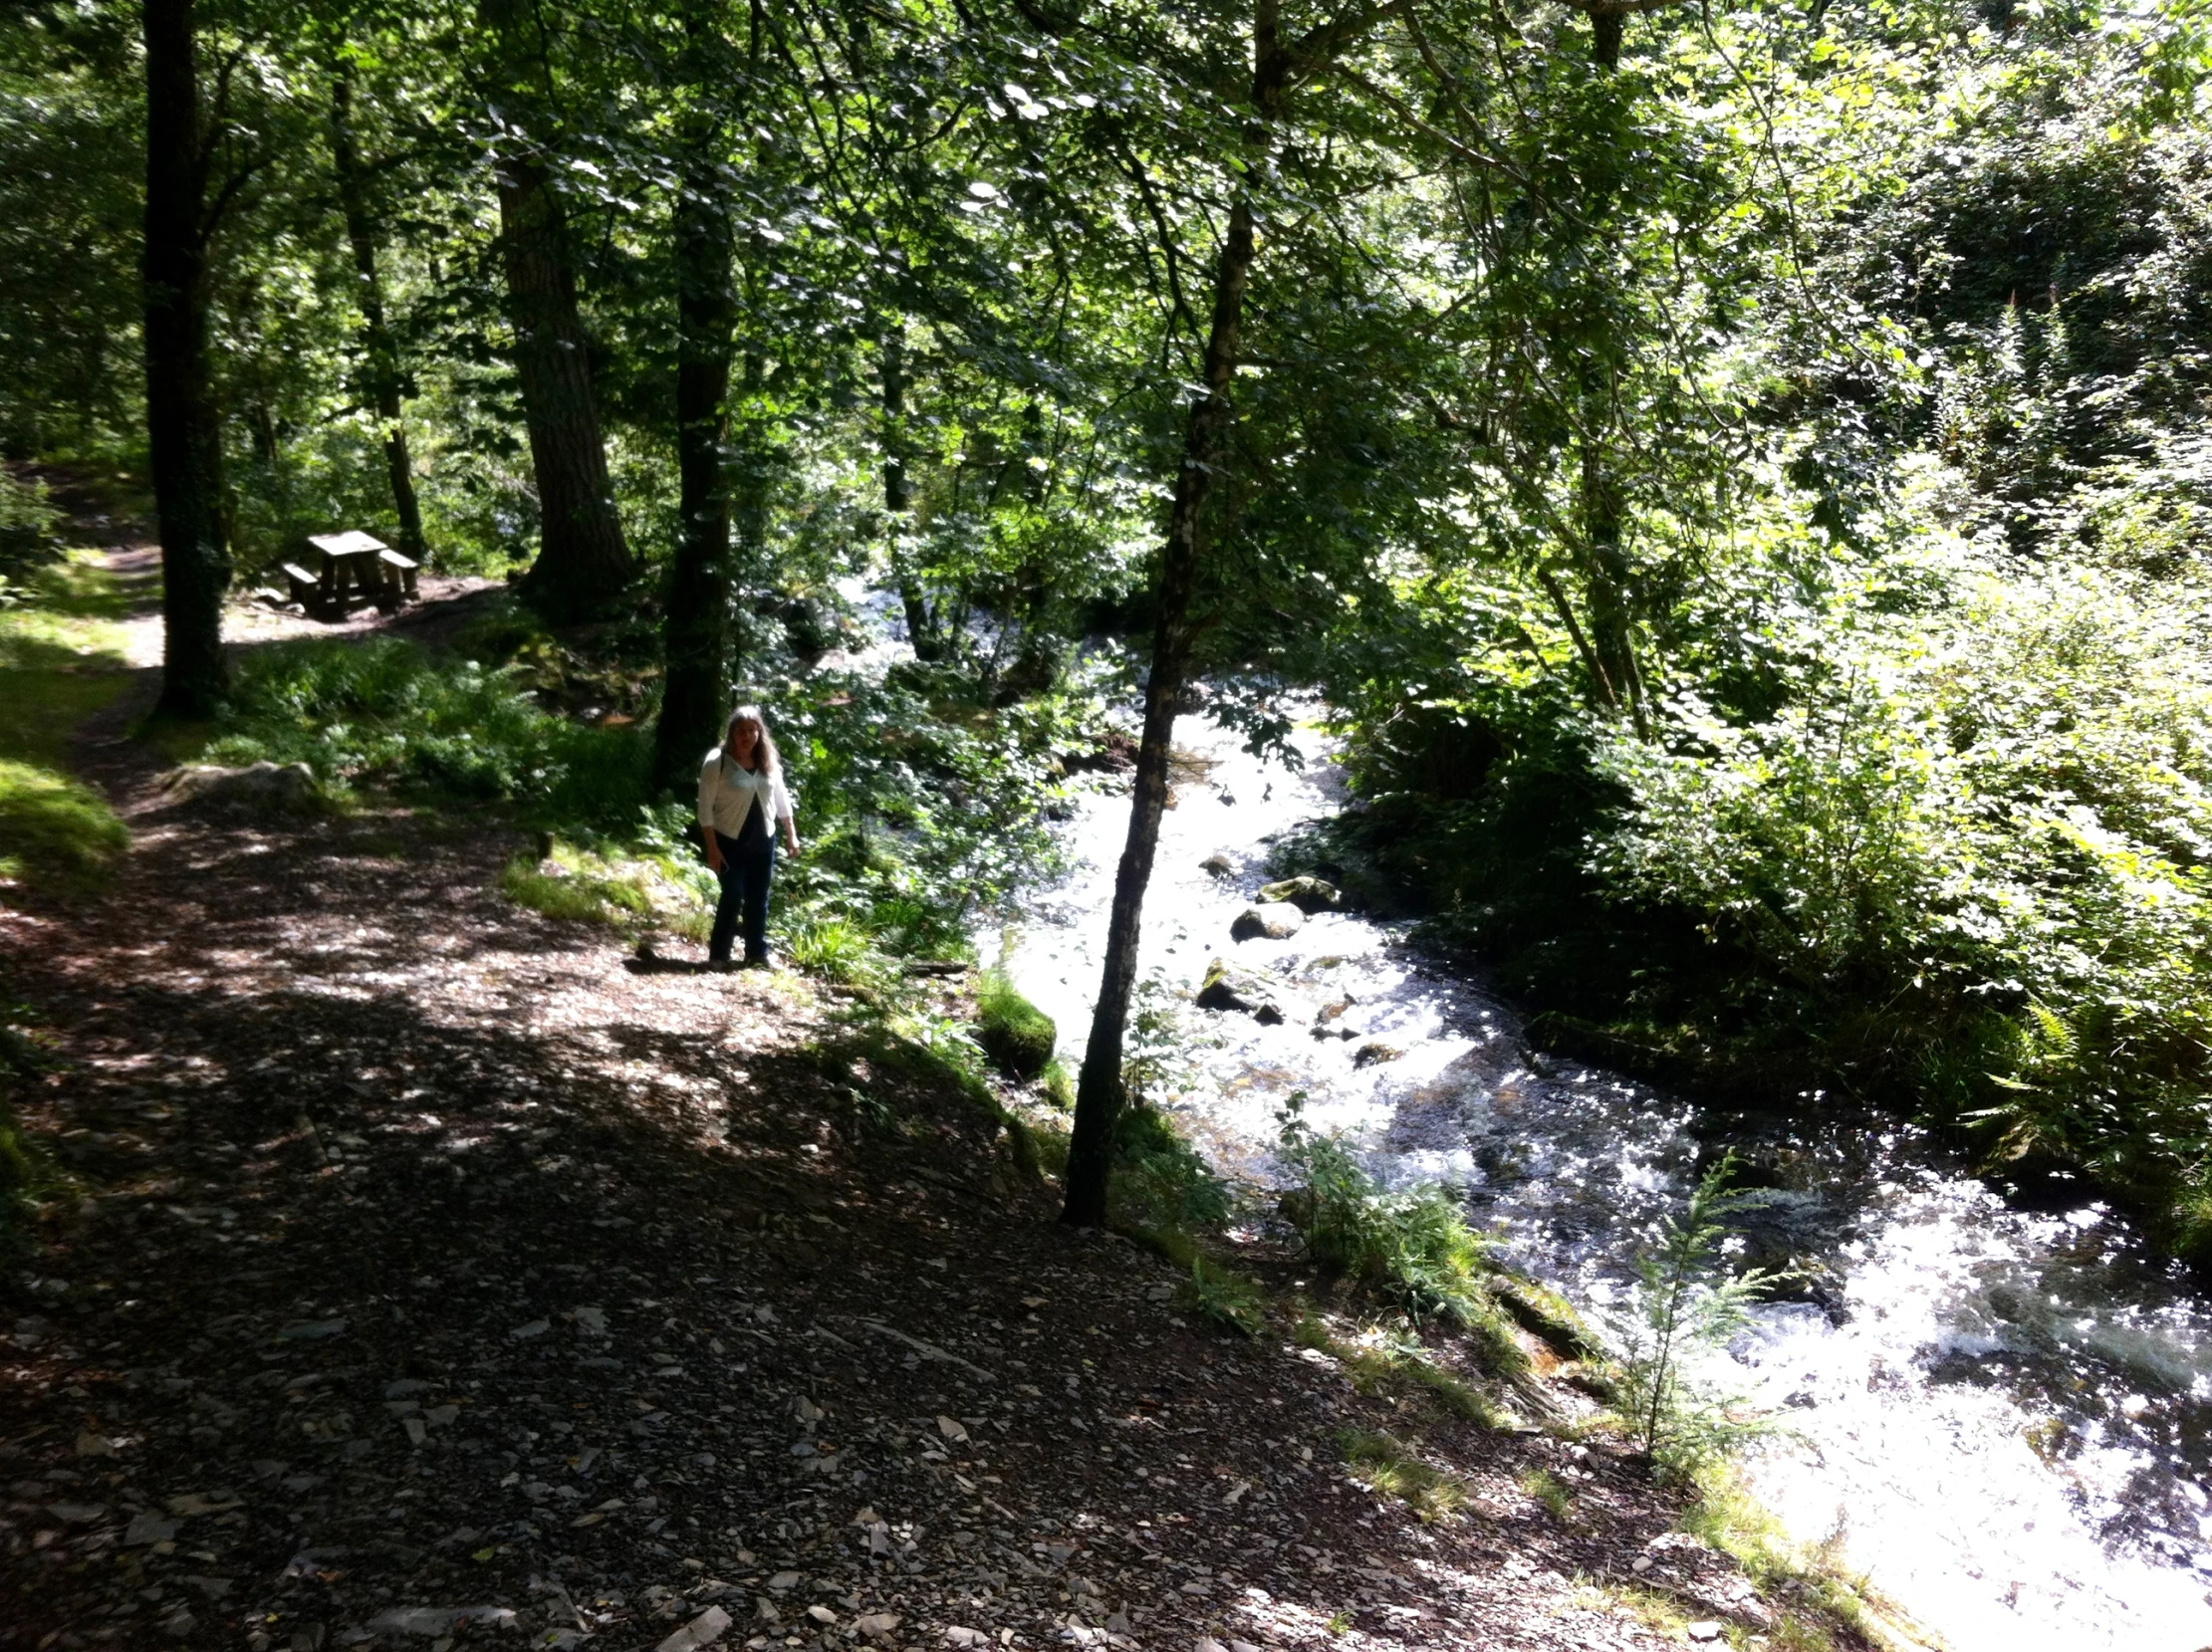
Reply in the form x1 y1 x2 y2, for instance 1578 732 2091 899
653 0 739 797
142 0 231 719
1061 8 1293 1228
478 0 633 623
330 67 426 564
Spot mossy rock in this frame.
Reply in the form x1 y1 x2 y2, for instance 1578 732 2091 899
1490 1274 1604 1361
977 978 1057 1080
1258 875 1342 913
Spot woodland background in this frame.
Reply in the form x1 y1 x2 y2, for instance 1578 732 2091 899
8 0 2212 1257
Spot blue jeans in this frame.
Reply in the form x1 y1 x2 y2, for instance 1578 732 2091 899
709 829 776 963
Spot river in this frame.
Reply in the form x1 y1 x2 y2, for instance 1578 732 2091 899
995 713 2212 1652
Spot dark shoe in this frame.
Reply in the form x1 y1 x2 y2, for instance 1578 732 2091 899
742 953 771 970
708 956 738 973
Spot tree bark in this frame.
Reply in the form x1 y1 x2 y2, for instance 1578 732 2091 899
330 67 426 564
881 325 941 661
479 0 633 622
1062 5 1289 1222
653 0 739 797
1573 3 1649 736
143 0 231 719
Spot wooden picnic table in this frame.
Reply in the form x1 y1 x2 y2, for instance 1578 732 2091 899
281 531 419 617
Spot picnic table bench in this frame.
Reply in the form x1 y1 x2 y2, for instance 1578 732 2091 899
281 531 419 618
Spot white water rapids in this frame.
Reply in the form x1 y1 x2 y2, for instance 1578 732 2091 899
990 715 2212 1652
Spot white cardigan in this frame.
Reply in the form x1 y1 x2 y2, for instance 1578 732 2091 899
697 748 795 840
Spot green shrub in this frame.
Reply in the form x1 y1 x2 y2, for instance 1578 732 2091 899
784 915 891 987
1601 1155 1785 1475
1277 1102 1512 1352
1176 1256 1266 1337
975 972 1056 1079
0 759 127 893
1040 1056 1077 1111
0 471 64 587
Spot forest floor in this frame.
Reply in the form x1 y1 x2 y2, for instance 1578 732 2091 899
0 531 1879 1652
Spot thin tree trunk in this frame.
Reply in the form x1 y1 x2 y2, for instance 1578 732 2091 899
1061 197 1266 1228
1573 7 1649 737
142 0 230 718
479 0 633 623
881 325 939 660
330 67 426 563
653 0 739 797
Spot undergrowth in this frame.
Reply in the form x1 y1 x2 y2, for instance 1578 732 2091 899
1276 1098 1526 1375
205 637 648 829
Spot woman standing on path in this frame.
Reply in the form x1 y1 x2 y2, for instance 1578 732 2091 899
698 705 801 968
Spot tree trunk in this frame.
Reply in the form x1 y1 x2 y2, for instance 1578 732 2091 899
1060 196 1262 1226
881 325 940 660
1574 5 1648 736
653 1 739 797
330 67 426 563
1578 432 1645 729
142 0 230 719
479 0 633 622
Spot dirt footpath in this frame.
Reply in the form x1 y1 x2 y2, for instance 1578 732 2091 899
0 719 1816 1652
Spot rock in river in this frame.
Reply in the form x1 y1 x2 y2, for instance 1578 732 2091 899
1258 875 1342 913
1196 958 1287 1023
1230 901 1305 941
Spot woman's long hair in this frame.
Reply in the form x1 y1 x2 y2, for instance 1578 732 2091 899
725 704 782 777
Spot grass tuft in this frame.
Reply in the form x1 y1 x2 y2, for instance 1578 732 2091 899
1341 1429 1471 1523
0 759 127 895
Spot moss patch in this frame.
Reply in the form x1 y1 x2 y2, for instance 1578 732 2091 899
976 972 1057 1079
0 760 128 894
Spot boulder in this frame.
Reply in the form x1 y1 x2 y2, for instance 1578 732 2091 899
1195 958 1287 1024
1258 875 1342 913
159 761 319 813
1230 901 1305 941
1352 1043 1402 1068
